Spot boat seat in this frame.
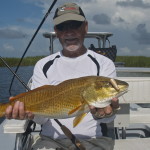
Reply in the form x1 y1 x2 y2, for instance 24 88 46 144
3 119 29 133
89 44 117 62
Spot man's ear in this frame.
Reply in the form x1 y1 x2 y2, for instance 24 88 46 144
85 21 88 34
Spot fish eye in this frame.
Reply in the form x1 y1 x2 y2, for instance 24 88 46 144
105 83 110 86
103 82 111 88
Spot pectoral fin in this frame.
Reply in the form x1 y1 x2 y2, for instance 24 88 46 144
68 105 81 115
68 97 88 115
68 100 89 127
72 103 89 127
73 113 87 127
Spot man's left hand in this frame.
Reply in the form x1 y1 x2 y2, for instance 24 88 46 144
89 97 120 118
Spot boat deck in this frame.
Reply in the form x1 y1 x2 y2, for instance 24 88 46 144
0 120 16 149
114 138 150 150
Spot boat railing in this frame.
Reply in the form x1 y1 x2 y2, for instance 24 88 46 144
116 67 150 73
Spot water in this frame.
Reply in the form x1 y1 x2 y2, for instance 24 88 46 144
0 66 34 103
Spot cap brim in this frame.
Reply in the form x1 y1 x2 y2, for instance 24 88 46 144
53 13 85 25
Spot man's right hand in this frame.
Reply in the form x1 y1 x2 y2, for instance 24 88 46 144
5 99 34 120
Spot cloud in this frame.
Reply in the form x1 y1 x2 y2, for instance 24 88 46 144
116 0 150 9
117 17 125 23
118 46 149 56
119 47 131 55
132 24 150 45
1 0 150 57
16 18 40 24
0 28 27 39
3 43 15 51
92 14 111 25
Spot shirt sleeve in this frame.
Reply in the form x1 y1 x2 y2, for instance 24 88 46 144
99 58 116 78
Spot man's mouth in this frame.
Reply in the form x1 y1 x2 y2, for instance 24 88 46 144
65 38 78 44
63 37 80 51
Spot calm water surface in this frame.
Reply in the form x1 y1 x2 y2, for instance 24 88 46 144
0 66 33 103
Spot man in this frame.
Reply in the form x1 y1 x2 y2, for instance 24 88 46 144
5 3 119 150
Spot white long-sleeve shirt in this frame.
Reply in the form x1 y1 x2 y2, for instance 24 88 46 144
31 49 116 139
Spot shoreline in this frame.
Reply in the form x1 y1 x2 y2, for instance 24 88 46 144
0 56 150 67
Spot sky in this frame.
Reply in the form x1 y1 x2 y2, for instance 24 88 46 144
0 0 150 57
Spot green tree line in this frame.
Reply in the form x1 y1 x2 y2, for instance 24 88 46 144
116 56 150 67
0 56 45 67
0 56 150 67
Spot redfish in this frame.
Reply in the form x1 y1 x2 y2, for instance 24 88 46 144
0 76 128 127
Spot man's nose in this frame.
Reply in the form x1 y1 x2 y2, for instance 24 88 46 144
64 26 75 34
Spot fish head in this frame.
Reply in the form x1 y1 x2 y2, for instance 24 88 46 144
82 76 129 108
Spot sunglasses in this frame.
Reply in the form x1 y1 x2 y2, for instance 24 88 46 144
55 21 83 31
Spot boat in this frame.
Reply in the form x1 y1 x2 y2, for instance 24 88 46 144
0 32 150 150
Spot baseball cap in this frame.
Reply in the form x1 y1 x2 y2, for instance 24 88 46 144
53 3 86 25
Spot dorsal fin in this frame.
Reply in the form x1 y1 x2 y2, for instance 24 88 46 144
10 85 53 101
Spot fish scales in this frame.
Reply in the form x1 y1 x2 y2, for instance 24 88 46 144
23 78 87 116
23 78 88 118
0 76 128 127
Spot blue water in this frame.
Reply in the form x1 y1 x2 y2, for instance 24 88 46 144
0 66 34 103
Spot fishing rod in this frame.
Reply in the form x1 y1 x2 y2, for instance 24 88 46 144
0 56 30 91
0 56 85 150
9 0 58 96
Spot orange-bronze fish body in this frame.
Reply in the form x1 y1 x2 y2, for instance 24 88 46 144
0 76 128 127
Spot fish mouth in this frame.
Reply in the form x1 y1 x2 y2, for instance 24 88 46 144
89 90 128 108
90 98 112 108
115 89 128 98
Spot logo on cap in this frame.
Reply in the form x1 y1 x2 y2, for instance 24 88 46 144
59 6 77 11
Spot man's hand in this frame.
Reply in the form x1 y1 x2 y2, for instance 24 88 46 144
5 98 34 120
89 98 120 118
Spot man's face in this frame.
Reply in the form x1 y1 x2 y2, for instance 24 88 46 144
54 21 88 52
